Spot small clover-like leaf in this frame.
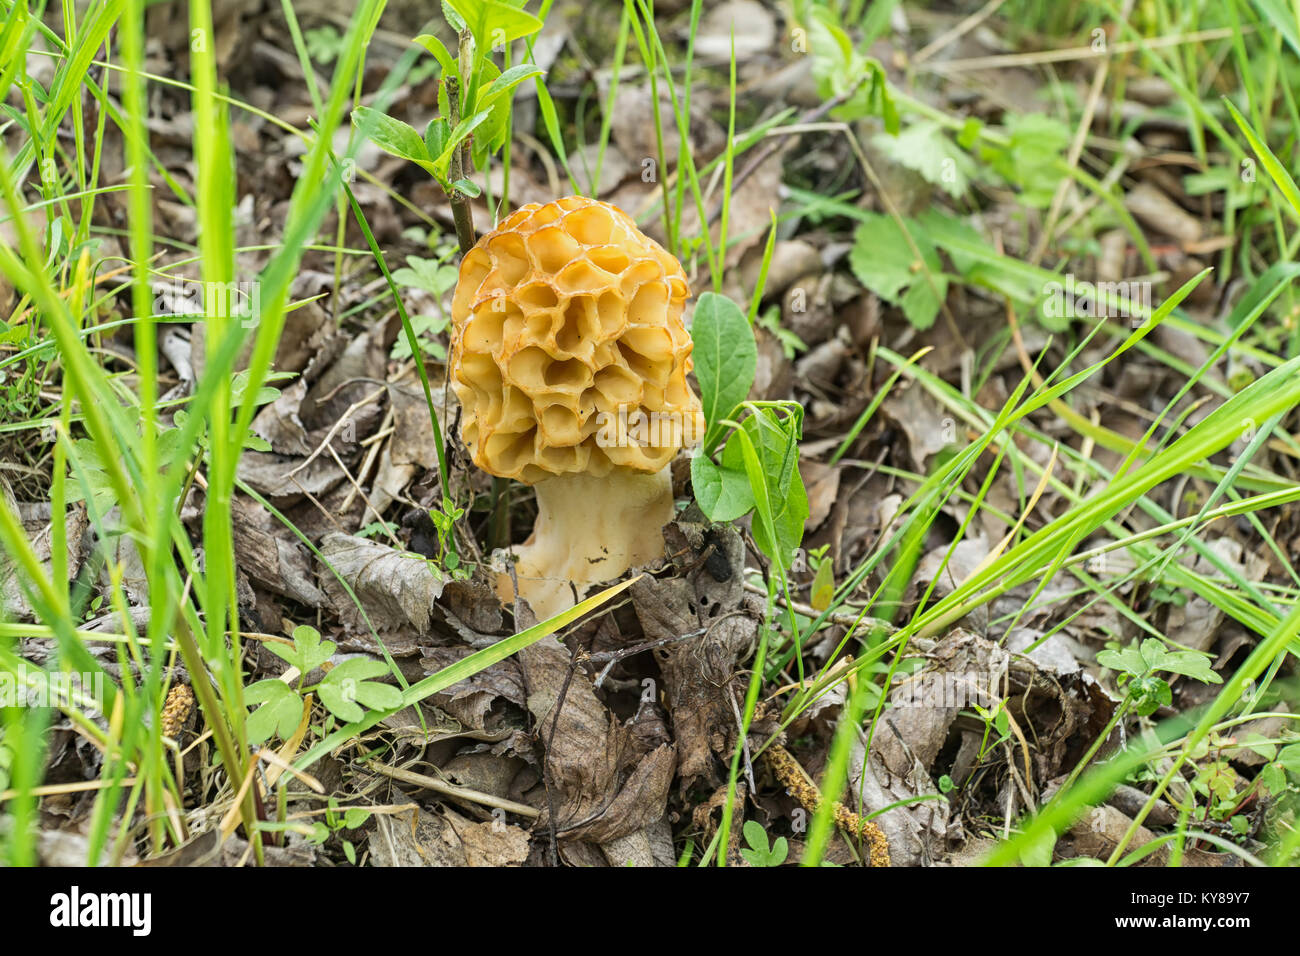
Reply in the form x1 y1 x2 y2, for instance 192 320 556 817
742 819 768 852
767 835 789 866
245 680 305 745
1095 645 1146 679
1152 649 1223 685
318 657 400 724
1277 743 1300 773
264 624 336 675
391 255 458 296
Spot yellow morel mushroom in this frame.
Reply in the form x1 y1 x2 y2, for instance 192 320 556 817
450 196 704 619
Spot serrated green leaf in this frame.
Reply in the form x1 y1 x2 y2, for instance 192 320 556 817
848 212 945 330
1277 743 1300 773
264 624 335 674
392 255 459 295
1095 647 1145 678
874 121 975 199
979 113 1070 208
1153 650 1223 685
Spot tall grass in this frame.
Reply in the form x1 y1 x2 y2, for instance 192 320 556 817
3 0 1299 868
0 0 614 865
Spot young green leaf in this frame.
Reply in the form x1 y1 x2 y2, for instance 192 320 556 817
848 212 946 330
480 63 545 103
413 33 458 81
721 407 809 562
690 292 757 451
691 453 755 523
245 680 306 744
264 624 336 675
874 121 975 199
424 118 452 165
318 657 404 723
446 0 543 48
432 107 493 174
352 106 433 171
978 113 1071 209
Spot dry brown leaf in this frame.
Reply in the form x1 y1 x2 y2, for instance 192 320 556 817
319 532 445 634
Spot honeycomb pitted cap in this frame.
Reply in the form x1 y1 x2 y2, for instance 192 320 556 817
450 196 704 485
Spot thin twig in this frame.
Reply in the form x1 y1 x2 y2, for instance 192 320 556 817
367 762 540 818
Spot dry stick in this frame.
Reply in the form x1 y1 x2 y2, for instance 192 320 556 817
283 386 385 481
368 762 539 818
741 579 898 637
590 624 711 688
916 26 1246 73
339 403 394 513
910 0 1008 64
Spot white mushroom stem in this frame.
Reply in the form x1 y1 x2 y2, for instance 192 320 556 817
495 466 674 621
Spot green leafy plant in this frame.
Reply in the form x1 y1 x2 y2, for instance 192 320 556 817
977 113 1072 209
308 796 372 864
387 253 458 361
970 698 1012 762
792 0 898 132
245 625 403 744
352 0 545 201
848 211 947 330
738 820 788 867
304 25 345 66
1097 638 1223 718
689 292 809 566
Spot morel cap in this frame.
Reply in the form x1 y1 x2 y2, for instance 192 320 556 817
450 196 704 485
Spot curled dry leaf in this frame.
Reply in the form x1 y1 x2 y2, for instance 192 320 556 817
846 628 1117 864
319 532 445 634
631 576 756 788
420 645 526 731
229 494 326 608
518 635 675 846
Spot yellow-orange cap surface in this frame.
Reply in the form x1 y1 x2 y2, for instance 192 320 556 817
450 196 703 484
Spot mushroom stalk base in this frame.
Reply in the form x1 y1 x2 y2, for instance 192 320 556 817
495 467 674 621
